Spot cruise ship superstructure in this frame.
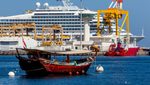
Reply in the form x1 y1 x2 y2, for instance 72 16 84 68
0 0 96 39
0 0 144 52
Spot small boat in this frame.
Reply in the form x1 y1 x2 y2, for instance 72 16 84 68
16 48 96 75
104 42 139 56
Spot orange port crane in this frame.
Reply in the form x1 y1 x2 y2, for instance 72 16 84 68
0 23 36 37
41 25 64 46
97 0 130 37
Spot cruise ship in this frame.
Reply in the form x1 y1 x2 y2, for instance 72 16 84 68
0 0 144 52
0 0 97 39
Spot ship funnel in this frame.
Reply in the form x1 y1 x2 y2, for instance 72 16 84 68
36 2 41 9
44 3 49 9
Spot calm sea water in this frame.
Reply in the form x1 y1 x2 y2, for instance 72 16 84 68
0 55 150 85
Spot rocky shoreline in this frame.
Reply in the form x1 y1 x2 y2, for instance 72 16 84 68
0 49 149 56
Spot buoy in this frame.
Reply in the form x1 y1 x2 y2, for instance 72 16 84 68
8 71 15 77
69 72 72 75
96 65 104 72
76 71 79 75
82 70 85 74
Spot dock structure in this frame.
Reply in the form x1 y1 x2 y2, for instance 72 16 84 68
137 47 150 56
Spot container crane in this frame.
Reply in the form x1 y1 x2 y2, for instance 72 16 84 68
41 25 64 46
97 0 130 37
0 23 36 38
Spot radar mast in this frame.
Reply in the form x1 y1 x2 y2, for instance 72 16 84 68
57 0 73 8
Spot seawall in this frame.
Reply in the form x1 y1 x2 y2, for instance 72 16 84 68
0 48 149 56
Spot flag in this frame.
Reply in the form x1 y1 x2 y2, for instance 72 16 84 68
22 37 27 49
21 28 27 49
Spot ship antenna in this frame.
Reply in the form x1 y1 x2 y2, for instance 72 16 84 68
142 27 144 37
80 0 83 50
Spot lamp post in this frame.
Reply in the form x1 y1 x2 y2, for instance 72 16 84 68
80 0 83 50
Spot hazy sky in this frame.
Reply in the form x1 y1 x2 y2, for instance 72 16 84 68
0 0 149 47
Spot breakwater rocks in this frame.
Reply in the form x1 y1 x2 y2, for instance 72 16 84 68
0 49 149 56
0 50 104 56
0 51 17 55
137 48 150 56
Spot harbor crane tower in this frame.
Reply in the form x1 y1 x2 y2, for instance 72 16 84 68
97 0 130 37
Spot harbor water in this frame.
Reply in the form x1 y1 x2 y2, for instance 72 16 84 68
0 55 150 85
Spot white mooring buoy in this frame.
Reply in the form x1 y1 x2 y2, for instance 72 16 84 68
96 65 104 72
8 71 15 77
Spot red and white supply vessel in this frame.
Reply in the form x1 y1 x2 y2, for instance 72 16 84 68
104 38 139 56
